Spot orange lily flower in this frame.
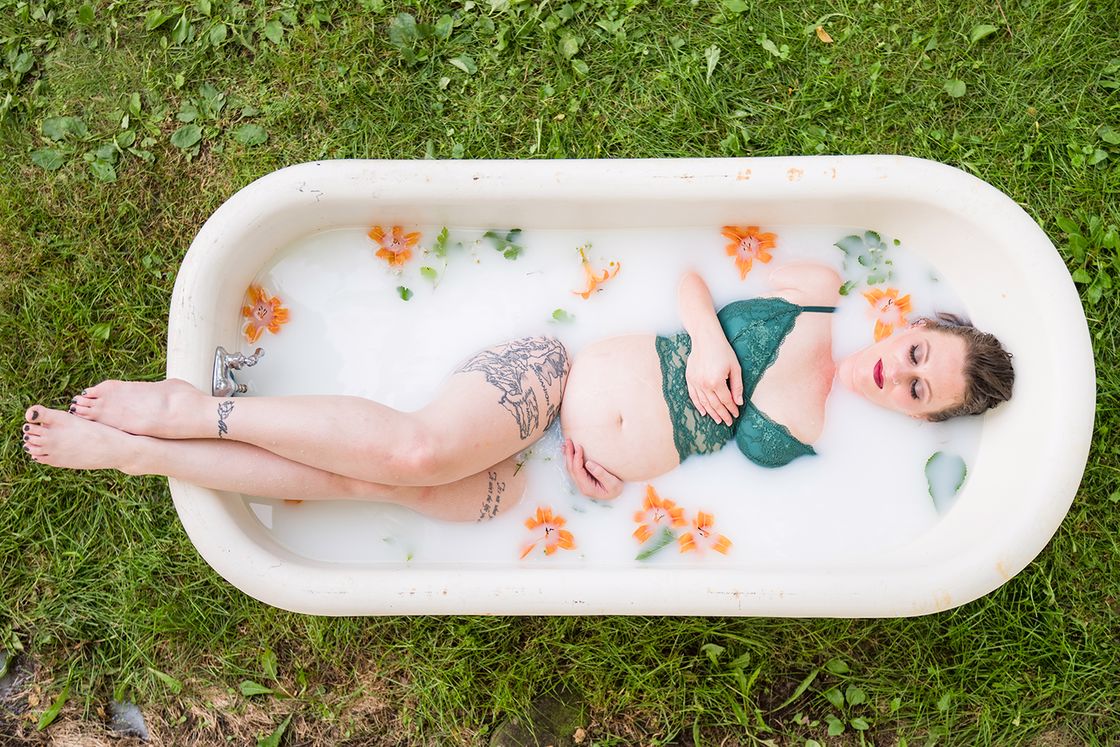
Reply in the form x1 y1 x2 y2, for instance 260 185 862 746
519 506 576 559
241 284 290 343
862 287 913 341
633 485 687 543
678 511 733 555
369 225 421 267
721 225 776 280
572 245 620 299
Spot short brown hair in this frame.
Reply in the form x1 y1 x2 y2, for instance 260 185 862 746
919 313 1014 422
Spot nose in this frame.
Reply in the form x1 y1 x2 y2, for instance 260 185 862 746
887 358 904 387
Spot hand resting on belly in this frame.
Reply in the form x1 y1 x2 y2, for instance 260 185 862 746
558 334 681 496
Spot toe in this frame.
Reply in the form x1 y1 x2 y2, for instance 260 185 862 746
72 402 94 418
31 407 66 426
74 394 95 409
25 405 44 423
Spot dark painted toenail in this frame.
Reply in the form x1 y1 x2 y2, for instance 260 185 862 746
23 445 29 451
82 389 88 395
23 435 29 441
71 397 77 403
22 424 29 432
68 407 76 413
30 409 39 420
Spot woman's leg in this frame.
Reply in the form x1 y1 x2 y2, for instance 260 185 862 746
22 407 528 523
70 336 569 487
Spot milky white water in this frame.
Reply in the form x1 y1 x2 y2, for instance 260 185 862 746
233 224 980 567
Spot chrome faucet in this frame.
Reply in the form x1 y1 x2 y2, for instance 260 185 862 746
212 346 265 397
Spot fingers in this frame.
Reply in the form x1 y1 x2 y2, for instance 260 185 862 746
730 368 744 407
688 384 708 420
563 438 620 500
583 458 616 485
584 459 623 499
563 438 592 494
689 382 738 427
711 384 740 422
699 388 733 426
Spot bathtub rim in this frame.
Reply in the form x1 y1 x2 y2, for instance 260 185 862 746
166 155 1095 617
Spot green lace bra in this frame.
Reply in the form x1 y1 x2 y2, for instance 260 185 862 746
654 297 835 469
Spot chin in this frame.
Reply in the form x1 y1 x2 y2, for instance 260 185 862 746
837 357 858 393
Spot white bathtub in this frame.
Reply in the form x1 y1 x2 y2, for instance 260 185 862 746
167 157 1094 616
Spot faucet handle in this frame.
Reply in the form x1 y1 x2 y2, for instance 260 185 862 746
227 347 265 370
213 346 265 397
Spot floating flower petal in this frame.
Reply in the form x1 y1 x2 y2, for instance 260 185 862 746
721 225 776 280
369 225 421 267
241 284 290 343
572 245 621 299
862 287 913 341
520 506 576 559
633 484 687 543
678 511 733 555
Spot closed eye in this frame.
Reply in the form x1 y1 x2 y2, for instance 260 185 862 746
910 380 919 400
909 344 918 365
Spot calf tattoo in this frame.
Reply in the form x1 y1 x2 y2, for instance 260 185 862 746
217 400 234 438
455 336 569 440
478 470 505 522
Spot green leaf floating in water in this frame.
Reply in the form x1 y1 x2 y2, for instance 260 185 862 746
483 229 524 260
925 451 968 513
636 526 676 562
834 230 894 292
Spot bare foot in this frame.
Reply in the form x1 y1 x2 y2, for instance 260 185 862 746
23 406 148 474
70 379 207 439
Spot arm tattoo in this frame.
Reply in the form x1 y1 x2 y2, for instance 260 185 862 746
217 400 234 438
455 336 570 440
477 470 506 522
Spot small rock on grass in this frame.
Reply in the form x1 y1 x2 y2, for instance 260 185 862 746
109 700 150 741
490 691 586 747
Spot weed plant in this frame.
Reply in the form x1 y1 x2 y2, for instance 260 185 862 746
1 1 1118 745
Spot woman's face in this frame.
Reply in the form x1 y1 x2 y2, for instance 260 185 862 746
838 324 968 419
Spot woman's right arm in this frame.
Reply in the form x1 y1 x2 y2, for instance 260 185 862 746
678 271 743 426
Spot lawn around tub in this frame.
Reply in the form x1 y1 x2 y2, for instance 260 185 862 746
1 1 1118 745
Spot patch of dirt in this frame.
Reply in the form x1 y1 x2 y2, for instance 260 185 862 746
1027 730 1086 747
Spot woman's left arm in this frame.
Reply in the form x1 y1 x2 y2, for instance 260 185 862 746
679 271 743 426
767 262 842 299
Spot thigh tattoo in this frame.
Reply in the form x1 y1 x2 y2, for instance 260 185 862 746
478 470 505 522
454 336 570 440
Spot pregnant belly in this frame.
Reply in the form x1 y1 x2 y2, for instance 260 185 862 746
559 334 680 482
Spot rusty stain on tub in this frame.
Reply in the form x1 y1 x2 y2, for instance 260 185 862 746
933 591 953 610
995 561 1011 581
830 167 838 180
787 167 804 182
737 169 752 181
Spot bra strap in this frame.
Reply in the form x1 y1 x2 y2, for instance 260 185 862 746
799 305 837 313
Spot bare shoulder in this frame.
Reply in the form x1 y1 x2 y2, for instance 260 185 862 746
766 262 842 306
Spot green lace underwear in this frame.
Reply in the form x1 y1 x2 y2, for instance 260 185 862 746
655 332 734 462
655 296 826 469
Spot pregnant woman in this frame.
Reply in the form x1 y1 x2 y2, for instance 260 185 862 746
20 263 1014 522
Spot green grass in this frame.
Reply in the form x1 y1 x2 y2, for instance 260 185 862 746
1 1 1118 744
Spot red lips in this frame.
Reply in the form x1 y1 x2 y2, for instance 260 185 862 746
874 359 884 389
